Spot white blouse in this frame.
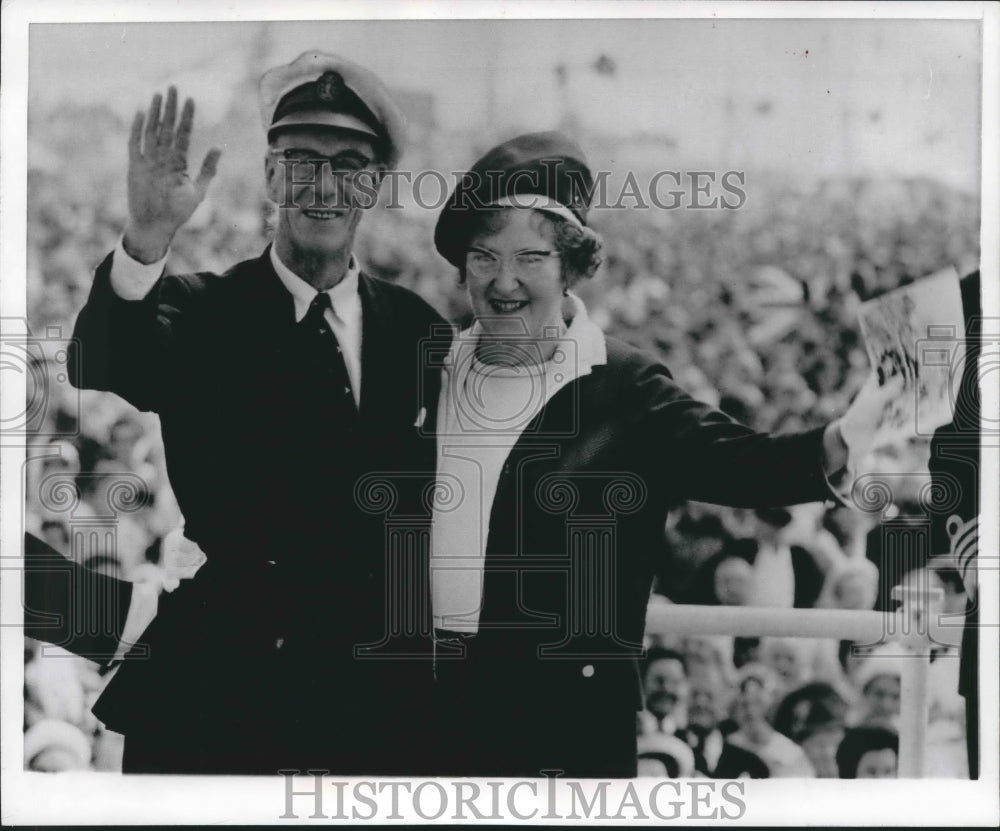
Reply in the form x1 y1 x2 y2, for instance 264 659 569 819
430 294 607 633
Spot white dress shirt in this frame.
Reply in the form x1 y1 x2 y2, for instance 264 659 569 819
267 246 363 408
751 542 797 607
430 294 607 633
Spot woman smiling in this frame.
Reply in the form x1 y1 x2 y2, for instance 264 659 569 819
426 132 897 778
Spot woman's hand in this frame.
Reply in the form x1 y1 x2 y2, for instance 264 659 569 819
838 372 909 462
124 86 222 263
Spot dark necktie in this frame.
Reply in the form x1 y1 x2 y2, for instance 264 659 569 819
301 292 358 419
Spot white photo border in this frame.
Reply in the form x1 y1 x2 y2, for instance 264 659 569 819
2 1 997 825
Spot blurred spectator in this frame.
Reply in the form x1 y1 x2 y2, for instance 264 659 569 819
25 438 81 523
688 539 756 606
660 508 732 603
836 726 899 779
636 732 696 778
773 680 850 741
816 557 879 611
680 635 735 684
750 508 824 609
24 719 93 772
107 414 145 467
781 502 845 574
795 708 846 779
773 681 850 778
727 663 815 777
851 645 902 730
714 553 755 607
678 669 769 779
759 637 815 694
24 645 91 727
838 639 879 690
639 647 689 735
75 457 153 577
40 518 71 554
823 505 880 562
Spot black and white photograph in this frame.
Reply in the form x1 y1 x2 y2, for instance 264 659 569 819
1 0 997 825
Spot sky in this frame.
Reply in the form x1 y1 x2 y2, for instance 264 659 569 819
27 17 983 189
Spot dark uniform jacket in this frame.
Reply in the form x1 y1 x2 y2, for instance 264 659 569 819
68 247 447 774
928 270 981 779
432 335 835 778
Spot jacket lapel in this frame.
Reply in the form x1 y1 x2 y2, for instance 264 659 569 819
356 272 399 422
234 246 298 350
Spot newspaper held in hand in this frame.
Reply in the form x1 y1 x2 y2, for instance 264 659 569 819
857 266 965 440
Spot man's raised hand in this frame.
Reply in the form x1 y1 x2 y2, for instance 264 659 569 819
124 87 223 263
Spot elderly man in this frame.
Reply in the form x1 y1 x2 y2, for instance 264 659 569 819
66 52 446 774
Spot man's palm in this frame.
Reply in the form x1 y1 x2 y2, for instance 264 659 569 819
128 86 222 237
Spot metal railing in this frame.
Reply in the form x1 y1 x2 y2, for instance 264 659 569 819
645 586 949 778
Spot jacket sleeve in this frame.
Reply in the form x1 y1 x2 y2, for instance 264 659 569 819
67 251 199 413
630 354 833 508
23 533 133 665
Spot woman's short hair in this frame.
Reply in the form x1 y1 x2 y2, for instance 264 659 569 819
835 726 898 778
456 207 603 287
736 661 780 694
640 646 688 682
773 681 849 740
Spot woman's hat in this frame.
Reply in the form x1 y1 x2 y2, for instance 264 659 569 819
636 732 696 778
23 718 92 770
434 132 594 266
854 644 903 692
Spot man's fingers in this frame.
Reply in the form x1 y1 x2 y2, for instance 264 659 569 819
144 92 163 157
173 98 195 163
128 111 144 161
194 147 223 197
158 86 178 151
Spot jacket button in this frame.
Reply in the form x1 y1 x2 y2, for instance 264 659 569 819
582 664 595 678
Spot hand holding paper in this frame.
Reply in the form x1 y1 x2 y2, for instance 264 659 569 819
855 266 966 442
828 267 967 483
839 371 908 461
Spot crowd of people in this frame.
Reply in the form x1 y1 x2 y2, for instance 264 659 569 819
638 586 969 779
22 106 979 774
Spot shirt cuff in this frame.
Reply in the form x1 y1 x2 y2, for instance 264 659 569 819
113 578 161 662
821 420 854 506
109 235 167 300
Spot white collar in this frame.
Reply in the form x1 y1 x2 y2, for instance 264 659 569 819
443 292 608 376
269 246 361 323
638 709 685 735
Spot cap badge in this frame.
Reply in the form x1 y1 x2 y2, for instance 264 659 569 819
316 70 344 103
